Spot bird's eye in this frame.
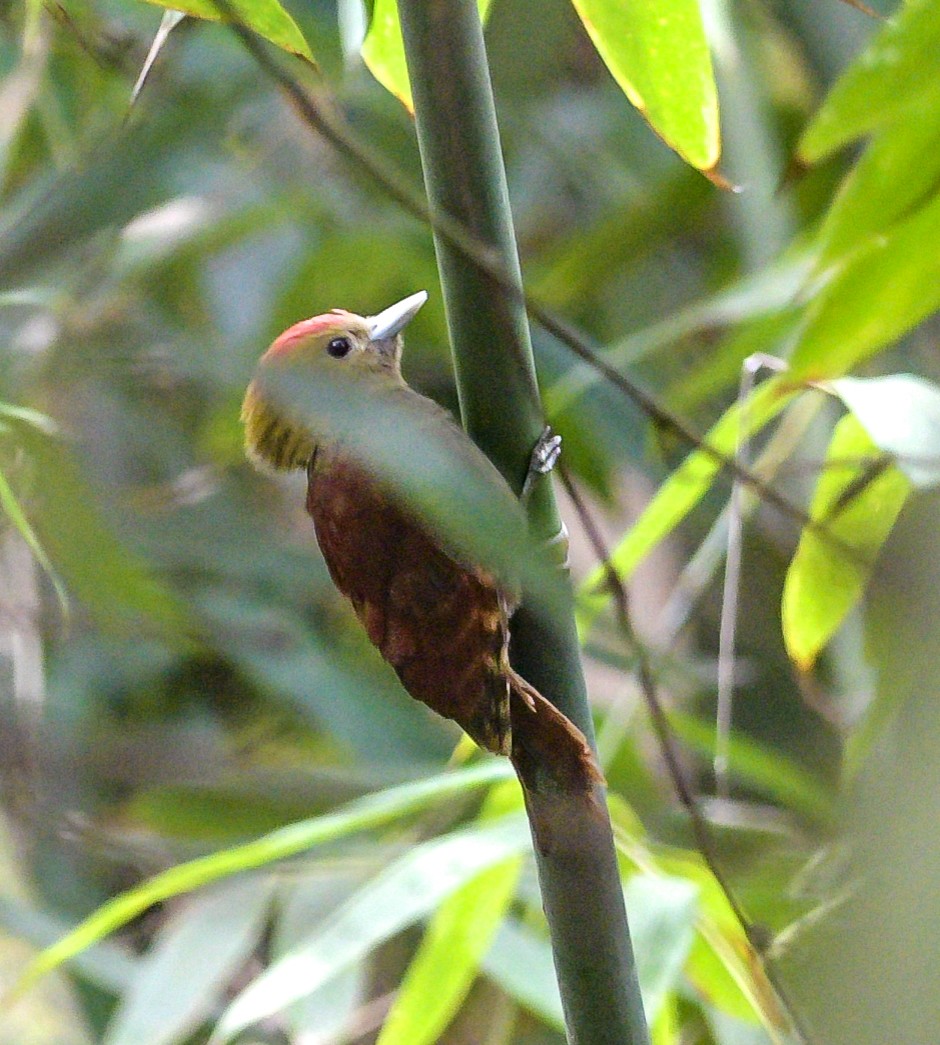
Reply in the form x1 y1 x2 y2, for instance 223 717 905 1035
326 336 352 359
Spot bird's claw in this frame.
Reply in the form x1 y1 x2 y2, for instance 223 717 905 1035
522 426 562 502
531 425 562 476
521 428 568 566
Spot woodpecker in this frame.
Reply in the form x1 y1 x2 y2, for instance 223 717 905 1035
242 291 600 794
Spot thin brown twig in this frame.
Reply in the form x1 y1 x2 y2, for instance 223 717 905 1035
836 0 883 20
556 463 813 1045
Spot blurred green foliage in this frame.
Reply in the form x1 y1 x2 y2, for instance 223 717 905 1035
1 0 940 1043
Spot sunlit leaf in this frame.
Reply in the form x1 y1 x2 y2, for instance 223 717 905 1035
799 0 940 162
576 378 796 636
828 374 940 489
361 0 493 110
376 782 523 1045
376 860 521 1045
570 0 720 171
782 414 911 670
685 933 760 1024
0 895 135 995
790 193 940 379
652 996 680 1045
817 107 940 265
11 763 510 999
606 796 774 1027
141 0 313 60
211 816 530 1043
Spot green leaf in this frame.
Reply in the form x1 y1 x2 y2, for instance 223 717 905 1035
273 878 367 1042
782 414 911 670
828 374 940 489
685 933 760 1024
141 0 313 60
198 588 453 766
482 920 564 1028
210 815 530 1043
545 256 810 415
376 858 521 1045
484 876 698 1026
606 797 775 1027
666 711 834 825
817 104 940 265
10 763 509 1000
623 874 698 1021
0 895 135 995
799 0 940 162
18 434 189 643
0 402 58 433
576 378 796 636
376 781 523 1045
0 464 68 614
790 192 940 379
103 877 275 1045
569 0 720 171
361 0 493 110
0 403 63 610
127 784 324 842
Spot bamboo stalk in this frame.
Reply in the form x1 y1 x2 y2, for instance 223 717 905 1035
396 3 650 1042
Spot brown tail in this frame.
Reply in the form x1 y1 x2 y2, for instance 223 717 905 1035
508 670 604 796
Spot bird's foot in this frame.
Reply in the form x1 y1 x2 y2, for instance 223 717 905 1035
522 425 562 502
521 426 569 567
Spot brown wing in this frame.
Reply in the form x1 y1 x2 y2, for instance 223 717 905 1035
306 449 511 754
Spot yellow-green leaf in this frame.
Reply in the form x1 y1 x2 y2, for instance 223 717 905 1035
362 0 493 111
799 0 940 163
212 817 529 1043
142 0 313 60
376 858 521 1045
376 780 522 1045
829 374 940 489
570 0 720 171
10 763 509 1001
817 104 940 266
790 192 940 380
782 414 911 670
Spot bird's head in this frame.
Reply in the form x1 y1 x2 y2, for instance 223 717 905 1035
241 290 427 471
